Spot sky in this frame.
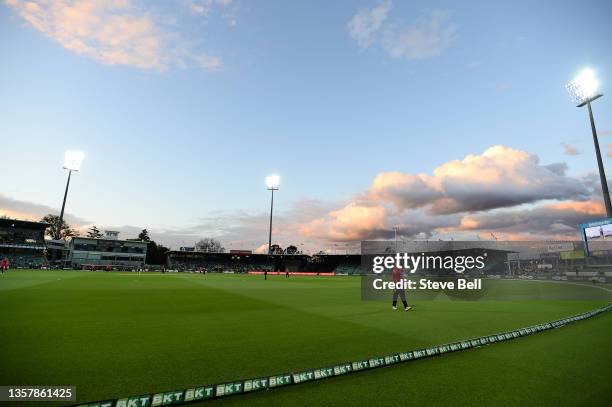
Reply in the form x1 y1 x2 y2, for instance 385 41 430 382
1 0 612 253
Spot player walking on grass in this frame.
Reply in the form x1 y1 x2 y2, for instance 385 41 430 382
391 266 411 311
1 257 9 275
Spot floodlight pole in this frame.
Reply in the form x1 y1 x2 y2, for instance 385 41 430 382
267 186 278 254
58 169 72 239
584 97 612 217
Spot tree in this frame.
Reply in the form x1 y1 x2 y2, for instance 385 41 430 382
195 238 225 253
87 225 103 239
146 241 169 265
41 214 78 240
138 229 151 242
269 244 283 254
132 227 167 264
285 245 298 254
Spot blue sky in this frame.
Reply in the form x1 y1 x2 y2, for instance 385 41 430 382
1 0 611 251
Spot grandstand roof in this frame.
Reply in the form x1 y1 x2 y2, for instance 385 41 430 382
0 218 49 230
167 250 310 259
71 236 149 246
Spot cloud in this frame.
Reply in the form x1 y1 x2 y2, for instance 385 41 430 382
0 193 330 251
298 203 388 241
2 146 605 249
179 199 336 252
0 193 268 250
5 0 226 71
117 199 335 252
296 145 600 243
196 53 222 70
368 172 443 210
0 194 91 227
347 2 457 60
368 145 589 215
253 243 268 254
297 197 605 244
381 9 457 60
346 0 392 48
187 0 231 16
450 200 605 239
562 142 580 156
186 0 237 26
608 144 612 158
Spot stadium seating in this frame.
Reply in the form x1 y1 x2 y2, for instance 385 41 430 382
334 264 364 275
170 259 273 273
3 254 48 269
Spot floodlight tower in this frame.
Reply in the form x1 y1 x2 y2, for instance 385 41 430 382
266 174 280 254
566 69 611 216
58 151 85 238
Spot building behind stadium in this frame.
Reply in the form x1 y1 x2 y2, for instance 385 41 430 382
67 231 148 269
0 220 147 269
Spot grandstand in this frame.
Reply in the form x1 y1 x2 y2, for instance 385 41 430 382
67 232 148 269
166 251 366 274
306 254 362 274
167 251 288 273
0 218 49 268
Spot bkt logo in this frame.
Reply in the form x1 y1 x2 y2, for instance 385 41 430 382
244 379 268 392
184 387 214 401
115 396 150 407
215 382 243 396
151 391 184 406
333 364 352 375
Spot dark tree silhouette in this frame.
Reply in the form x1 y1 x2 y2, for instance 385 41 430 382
138 229 151 242
87 225 103 239
195 238 225 253
41 214 78 240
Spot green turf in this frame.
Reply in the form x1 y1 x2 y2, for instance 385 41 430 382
0 270 610 406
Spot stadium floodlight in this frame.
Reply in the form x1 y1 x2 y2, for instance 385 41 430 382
266 174 280 189
63 150 85 171
58 150 85 239
566 69 601 107
266 174 280 254
566 68 611 216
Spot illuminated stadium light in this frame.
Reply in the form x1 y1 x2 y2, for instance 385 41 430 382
266 174 280 189
63 150 85 171
566 68 602 107
566 68 610 216
57 150 86 240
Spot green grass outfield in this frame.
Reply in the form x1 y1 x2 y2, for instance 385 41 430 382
0 270 611 406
